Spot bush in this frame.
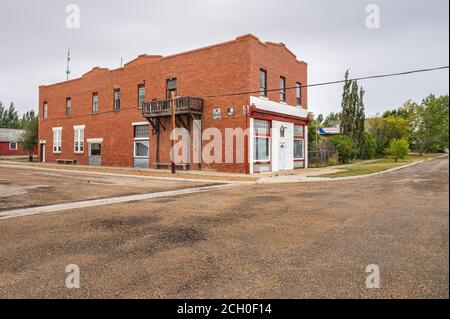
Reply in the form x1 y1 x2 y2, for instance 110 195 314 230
361 132 377 159
385 138 409 162
330 135 355 164
327 153 339 166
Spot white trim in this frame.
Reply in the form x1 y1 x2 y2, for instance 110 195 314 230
39 139 47 144
41 143 46 163
253 136 271 163
249 118 254 174
132 122 149 126
9 142 18 151
87 138 103 143
52 128 62 153
133 140 149 159
74 126 85 154
293 138 305 161
250 96 308 119
305 126 309 169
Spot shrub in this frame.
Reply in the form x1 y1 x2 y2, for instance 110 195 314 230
385 138 410 162
327 153 339 166
330 135 355 164
361 132 377 159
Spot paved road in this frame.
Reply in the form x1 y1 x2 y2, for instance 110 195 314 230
0 157 448 298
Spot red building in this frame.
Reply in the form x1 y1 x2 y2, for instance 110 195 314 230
38 35 309 174
0 128 35 158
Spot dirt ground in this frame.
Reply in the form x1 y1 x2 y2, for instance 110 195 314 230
0 167 207 211
0 157 448 298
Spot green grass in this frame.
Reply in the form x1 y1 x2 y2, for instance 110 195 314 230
308 162 331 168
318 153 442 178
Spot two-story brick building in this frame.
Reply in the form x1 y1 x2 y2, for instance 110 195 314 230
38 34 309 174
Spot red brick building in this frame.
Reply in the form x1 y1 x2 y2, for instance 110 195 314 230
38 35 309 174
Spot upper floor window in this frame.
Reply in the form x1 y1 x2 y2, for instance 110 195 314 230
280 77 286 102
66 98 71 116
138 84 146 107
296 82 302 106
92 93 99 113
43 102 48 119
114 89 121 111
166 78 177 99
259 69 267 97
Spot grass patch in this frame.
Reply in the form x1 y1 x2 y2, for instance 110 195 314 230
318 153 442 178
308 162 332 168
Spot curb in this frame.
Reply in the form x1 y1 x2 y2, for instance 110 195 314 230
257 155 448 184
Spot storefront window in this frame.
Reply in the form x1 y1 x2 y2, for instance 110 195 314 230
294 125 305 159
254 119 270 162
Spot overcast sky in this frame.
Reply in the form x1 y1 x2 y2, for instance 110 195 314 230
0 0 448 117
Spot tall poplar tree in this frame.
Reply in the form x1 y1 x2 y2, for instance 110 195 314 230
340 70 366 159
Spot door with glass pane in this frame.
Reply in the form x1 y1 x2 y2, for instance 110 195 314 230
89 143 102 166
134 125 149 168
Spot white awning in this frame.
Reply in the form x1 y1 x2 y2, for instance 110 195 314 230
250 96 308 119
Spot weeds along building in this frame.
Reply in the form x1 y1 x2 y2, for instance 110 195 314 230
38 34 309 174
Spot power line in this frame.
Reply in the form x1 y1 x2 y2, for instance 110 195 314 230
43 66 449 121
202 65 449 98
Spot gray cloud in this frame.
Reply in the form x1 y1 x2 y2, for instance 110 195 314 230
0 0 448 116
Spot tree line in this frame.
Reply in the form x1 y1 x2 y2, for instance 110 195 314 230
0 101 36 129
308 70 449 164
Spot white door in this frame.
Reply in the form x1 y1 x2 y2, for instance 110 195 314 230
278 142 286 170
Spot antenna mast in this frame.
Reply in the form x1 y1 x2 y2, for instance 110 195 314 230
66 48 71 80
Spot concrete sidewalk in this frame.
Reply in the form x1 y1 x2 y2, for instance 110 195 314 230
2 156 445 185
0 160 256 183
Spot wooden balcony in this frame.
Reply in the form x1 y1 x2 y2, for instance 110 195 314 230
142 96 203 118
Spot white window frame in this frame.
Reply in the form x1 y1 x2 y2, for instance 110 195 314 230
296 82 302 106
280 76 286 102
138 84 146 107
293 125 305 160
52 127 62 153
253 119 271 163
9 142 18 151
74 125 85 154
293 138 305 160
134 139 149 158
92 93 99 113
66 98 72 116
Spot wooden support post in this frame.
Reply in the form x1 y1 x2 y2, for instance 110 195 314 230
156 118 161 166
170 95 176 174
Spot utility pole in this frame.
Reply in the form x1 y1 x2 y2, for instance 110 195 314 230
66 48 71 81
170 94 176 174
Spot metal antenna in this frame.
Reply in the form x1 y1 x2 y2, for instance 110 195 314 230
66 48 71 80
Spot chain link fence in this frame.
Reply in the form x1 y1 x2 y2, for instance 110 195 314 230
308 149 338 164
